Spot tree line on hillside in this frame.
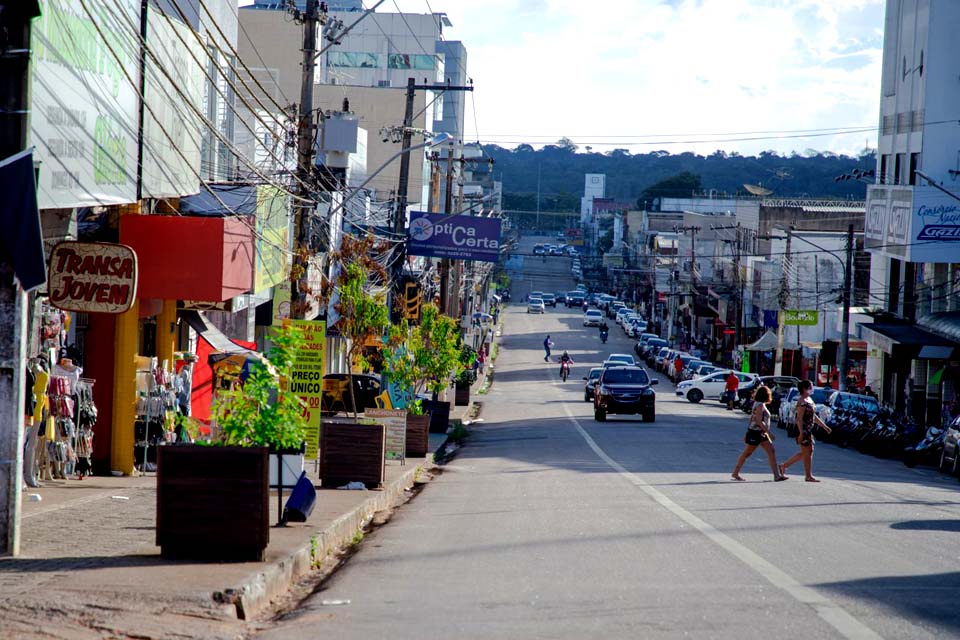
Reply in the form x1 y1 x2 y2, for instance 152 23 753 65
489 140 875 212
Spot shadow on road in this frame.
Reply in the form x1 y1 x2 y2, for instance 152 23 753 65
817 571 960 635
890 519 960 532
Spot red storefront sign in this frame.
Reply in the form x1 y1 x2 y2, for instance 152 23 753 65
48 242 138 314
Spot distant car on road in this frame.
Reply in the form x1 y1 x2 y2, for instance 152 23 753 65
540 293 557 307
675 371 758 404
566 292 586 307
594 366 658 422
583 309 604 326
606 353 636 366
533 244 546 255
583 367 603 402
527 298 545 314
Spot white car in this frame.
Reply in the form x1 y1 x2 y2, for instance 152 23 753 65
583 309 604 326
527 298 545 314
676 371 758 403
778 386 832 425
606 353 636 366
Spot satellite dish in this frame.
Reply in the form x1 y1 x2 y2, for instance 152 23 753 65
743 184 773 196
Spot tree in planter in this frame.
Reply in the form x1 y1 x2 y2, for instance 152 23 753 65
318 234 391 417
212 323 308 450
416 303 465 400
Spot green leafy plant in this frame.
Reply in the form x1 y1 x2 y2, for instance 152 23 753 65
212 323 308 450
416 303 464 399
321 235 391 416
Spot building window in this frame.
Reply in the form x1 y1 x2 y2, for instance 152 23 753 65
880 154 889 184
909 153 920 185
387 54 435 70
894 153 903 185
328 52 383 68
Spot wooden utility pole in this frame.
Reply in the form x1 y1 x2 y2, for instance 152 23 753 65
290 0 325 319
438 145 454 315
390 80 473 320
838 223 854 391
774 228 793 376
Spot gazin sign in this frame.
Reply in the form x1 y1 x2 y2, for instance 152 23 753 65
48 241 138 314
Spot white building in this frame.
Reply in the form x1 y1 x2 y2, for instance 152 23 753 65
862 0 960 424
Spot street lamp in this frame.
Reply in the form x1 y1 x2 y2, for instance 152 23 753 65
779 228 855 392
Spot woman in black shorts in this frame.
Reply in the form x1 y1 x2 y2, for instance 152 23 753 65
780 379 833 482
731 386 787 481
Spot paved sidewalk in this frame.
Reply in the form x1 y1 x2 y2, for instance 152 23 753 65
0 435 450 640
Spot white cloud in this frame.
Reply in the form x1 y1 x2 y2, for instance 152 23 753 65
349 1 884 155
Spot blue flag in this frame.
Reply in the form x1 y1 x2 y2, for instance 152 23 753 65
0 148 45 291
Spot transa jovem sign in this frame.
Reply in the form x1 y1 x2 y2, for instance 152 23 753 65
48 242 138 314
407 212 502 263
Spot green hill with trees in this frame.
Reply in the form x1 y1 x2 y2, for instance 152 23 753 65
484 140 875 212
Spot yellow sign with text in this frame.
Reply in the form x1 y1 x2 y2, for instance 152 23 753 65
284 320 326 461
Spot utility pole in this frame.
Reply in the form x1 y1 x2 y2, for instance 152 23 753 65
774 228 793 376
438 144 454 315
0 0 41 558
390 79 473 320
838 223 854 392
733 222 743 348
290 0 325 320
675 225 701 347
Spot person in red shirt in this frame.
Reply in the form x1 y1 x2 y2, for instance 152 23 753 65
724 371 740 410
673 356 684 382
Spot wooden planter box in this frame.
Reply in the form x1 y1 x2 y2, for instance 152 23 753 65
405 413 430 458
156 445 269 561
422 399 451 433
455 381 471 406
320 422 385 489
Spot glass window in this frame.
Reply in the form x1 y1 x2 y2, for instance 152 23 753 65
603 369 650 385
328 52 383 68
388 54 435 70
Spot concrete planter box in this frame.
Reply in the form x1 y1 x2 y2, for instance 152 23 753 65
405 413 431 458
156 445 269 561
320 422 385 489
421 399 451 433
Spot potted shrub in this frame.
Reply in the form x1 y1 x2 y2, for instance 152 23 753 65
156 324 308 561
415 304 464 432
383 320 430 457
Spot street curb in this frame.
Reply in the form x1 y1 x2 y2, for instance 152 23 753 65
222 457 431 620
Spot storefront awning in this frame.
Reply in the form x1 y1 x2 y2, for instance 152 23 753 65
746 330 799 351
918 345 955 359
858 322 955 357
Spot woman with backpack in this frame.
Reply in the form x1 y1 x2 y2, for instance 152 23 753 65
731 385 787 482
779 379 833 482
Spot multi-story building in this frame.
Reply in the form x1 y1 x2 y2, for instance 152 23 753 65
862 0 960 426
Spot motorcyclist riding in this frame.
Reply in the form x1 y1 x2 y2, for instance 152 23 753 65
559 351 573 380
599 321 610 343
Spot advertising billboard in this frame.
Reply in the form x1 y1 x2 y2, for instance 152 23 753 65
407 212 502 263
30 0 140 209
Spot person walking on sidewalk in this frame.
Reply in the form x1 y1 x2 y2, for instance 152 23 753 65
731 385 787 482
724 371 740 410
780 379 833 482
543 335 553 362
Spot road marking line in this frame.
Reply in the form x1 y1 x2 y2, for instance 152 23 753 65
563 406 883 640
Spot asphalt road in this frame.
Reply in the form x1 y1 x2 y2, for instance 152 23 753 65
258 235 960 640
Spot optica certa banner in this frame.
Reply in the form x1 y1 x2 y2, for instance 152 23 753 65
407 212 502 263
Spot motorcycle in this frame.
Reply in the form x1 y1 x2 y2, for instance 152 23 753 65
903 426 944 468
599 329 609 344
560 360 571 382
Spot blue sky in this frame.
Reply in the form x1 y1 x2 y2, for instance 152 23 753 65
247 1 887 156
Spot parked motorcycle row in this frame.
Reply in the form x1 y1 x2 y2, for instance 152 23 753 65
771 401 960 480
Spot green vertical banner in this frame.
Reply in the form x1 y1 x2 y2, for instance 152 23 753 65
285 320 326 461
740 349 750 373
